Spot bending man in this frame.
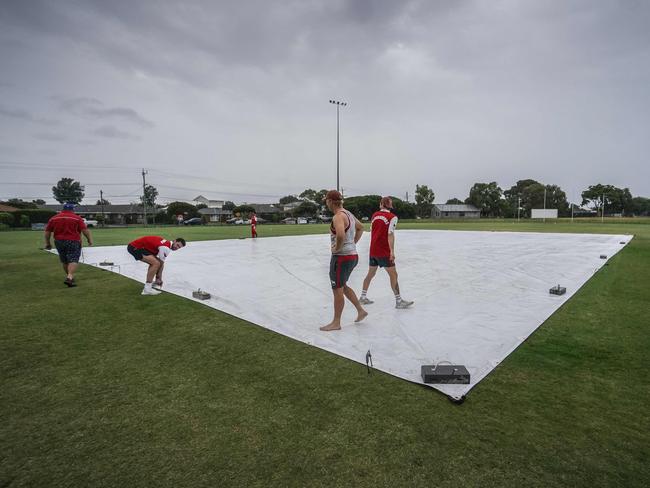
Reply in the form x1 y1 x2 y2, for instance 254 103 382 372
127 236 186 295
320 190 368 332
360 196 414 309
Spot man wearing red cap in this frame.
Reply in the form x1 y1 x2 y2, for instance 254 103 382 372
359 196 414 309
320 190 368 331
44 202 93 287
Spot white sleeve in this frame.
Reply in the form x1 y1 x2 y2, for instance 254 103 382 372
388 216 398 234
157 246 172 262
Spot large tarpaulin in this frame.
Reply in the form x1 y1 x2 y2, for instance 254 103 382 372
70 230 632 400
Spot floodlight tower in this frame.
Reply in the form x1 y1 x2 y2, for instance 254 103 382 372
329 99 347 192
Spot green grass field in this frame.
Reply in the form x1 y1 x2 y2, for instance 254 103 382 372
1 220 649 487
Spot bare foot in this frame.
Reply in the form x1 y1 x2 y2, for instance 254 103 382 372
355 310 368 323
320 322 341 332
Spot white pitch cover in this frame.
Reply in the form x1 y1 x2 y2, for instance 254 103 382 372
70 230 631 400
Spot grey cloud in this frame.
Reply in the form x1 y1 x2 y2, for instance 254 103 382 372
33 132 67 142
0 106 58 125
92 125 139 140
58 97 154 128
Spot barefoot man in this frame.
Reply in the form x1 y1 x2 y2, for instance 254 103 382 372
359 196 414 309
320 190 368 331
127 236 186 295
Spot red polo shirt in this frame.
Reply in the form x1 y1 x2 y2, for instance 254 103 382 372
129 236 172 255
45 210 87 241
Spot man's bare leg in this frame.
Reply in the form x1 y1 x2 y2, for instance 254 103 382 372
386 267 400 296
142 255 161 283
320 288 345 331
344 285 368 322
362 266 378 293
66 262 78 280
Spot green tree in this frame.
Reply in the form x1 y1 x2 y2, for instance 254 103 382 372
223 201 236 211
299 188 328 203
292 201 319 217
5 198 38 209
445 198 463 204
165 202 200 223
0 212 14 225
581 184 633 216
631 196 650 216
415 184 435 218
465 182 503 217
96 198 111 205
32 199 46 205
233 205 256 216
279 195 300 205
504 179 542 218
140 184 158 208
52 178 84 204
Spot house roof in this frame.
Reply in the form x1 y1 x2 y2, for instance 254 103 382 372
0 204 19 212
39 204 148 214
251 203 282 214
433 204 480 212
198 208 233 216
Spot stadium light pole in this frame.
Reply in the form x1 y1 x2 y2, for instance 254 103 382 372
329 100 347 191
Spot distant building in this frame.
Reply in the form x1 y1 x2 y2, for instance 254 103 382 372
198 207 233 223
281 201 303 212
432 204 480 219
193 195 224 209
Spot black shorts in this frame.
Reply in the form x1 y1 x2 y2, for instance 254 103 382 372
329 254 358 289
369 256 395 268
55 240 82 264
127 244 152 261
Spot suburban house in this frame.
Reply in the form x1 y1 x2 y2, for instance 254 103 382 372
39 204 152 225
193 195 224 209
281 201 303 212
432 204 481 219
250 203 283 220
192 195 233 222
198 207 234 223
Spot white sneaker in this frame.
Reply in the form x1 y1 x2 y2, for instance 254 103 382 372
141 286 161 296
396 299 414 309
359 297 374 305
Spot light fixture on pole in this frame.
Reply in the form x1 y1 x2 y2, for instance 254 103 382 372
329 99 347 192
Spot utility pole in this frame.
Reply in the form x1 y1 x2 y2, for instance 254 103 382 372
142 168 148 227
329 100 347 191
405 191 409 203
100 189 105 226
543 187 547 223
601 192 605 223
517 196 521 222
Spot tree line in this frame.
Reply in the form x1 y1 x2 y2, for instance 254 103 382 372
3 177 649 222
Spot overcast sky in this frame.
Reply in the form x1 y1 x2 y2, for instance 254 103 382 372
1 0 649 204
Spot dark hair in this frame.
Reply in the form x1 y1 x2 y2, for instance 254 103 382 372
175 238 186 246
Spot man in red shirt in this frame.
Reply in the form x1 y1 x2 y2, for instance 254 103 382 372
44 202 93 287
127 236 186 295
250 212 258 238
359 196 414 309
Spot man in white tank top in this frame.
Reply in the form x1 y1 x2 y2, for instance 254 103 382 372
320 190 368 332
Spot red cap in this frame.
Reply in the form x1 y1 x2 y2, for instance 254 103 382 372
324 190 343 202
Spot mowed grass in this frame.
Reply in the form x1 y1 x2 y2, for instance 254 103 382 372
1 220 649 487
